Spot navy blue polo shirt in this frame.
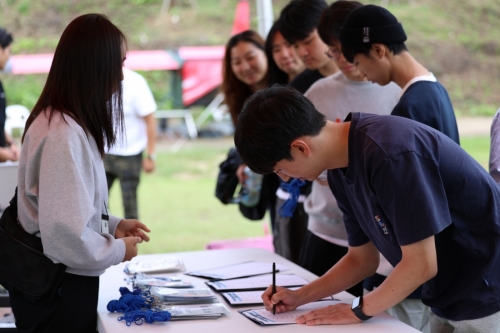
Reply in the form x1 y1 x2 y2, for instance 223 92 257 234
328 112 500 321
392 80 460 145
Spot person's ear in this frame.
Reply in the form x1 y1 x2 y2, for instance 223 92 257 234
290 139 311 158
371 44 386 59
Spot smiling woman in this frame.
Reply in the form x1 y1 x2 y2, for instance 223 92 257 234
221 30 268 127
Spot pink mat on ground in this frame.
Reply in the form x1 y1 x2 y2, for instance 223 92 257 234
206 234 274 252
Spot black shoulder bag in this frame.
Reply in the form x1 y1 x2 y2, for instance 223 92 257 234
215 148 271 221
0 188 66 304
215 148 242 204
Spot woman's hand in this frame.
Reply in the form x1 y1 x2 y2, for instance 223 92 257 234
9 143 20 161
115 219 151 242
236 164 247 184
122 236 143 262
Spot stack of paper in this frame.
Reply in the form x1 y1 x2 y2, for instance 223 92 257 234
133 273 193 289
206 274 309 291
156 303 230 320
187 261 290 280
150 287 217 303
125 256 185 274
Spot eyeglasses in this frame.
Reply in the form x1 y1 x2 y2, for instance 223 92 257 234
325 47 342 61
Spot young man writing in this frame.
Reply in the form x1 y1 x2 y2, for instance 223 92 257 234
235 85 500 332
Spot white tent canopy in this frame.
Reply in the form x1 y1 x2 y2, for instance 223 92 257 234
256 0 274 38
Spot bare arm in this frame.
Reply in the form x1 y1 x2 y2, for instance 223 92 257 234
295 235 438 326
0 130 19 162
142 113 156 173
362 235 437 316
296 241 380 304
263 241 379 313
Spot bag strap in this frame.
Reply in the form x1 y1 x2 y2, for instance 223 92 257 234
9 186 18 213
0 187 44 253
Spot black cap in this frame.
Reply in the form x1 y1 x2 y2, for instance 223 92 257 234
339 5 407 45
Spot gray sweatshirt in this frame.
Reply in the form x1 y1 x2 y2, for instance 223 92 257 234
304 72 401 246
17 110 125 276
490 108 500 184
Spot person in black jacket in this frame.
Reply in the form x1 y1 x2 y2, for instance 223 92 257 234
0 27 19 162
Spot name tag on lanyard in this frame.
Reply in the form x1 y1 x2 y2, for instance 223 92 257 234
101 214 109 234
102 201 110 234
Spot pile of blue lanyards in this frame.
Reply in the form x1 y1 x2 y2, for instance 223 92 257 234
107 287 172 326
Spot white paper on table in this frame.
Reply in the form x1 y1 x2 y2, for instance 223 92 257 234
222 287 338 305
137 280 193 288
206 274 308 291
125 256 185 274
167 303 230 316
239 300 345 325
186 261 290 280
150 287 216 302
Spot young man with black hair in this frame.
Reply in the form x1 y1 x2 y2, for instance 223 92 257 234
299 0 401 299
269 0 338 265
279 0 338 94
339 4 459 145
0 27 19 162
235 85 500 331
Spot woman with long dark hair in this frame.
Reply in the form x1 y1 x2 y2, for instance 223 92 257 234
220 30 282 229
12 14 150 332
221 30 268 127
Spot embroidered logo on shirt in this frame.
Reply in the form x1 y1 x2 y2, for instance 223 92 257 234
375 215 389 235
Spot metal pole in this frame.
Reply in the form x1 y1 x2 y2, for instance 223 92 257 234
256 0 274 38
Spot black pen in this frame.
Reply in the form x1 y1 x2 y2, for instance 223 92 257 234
272 262 276 315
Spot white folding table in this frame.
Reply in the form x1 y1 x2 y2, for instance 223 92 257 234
97 248 420 333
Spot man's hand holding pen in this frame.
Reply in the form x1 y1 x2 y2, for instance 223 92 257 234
261 285 302 314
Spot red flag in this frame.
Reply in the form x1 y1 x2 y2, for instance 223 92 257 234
231 0 250 35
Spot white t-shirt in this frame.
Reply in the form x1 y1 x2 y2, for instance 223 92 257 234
107 68 157 156
304 72 401 247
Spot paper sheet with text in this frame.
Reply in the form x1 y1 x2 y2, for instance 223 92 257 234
239 300 345 325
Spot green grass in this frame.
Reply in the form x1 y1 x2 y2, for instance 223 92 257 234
107 137 266 254
461 136 490 169
107 135 492 254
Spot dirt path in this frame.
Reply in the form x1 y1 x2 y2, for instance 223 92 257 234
457 116 493 137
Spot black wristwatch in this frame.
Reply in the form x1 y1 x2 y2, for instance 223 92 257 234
351 296 373 321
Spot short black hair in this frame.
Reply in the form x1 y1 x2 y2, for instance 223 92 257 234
234 85 326 174
0 28 13 49
279 0 328 44
317 1 363 46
